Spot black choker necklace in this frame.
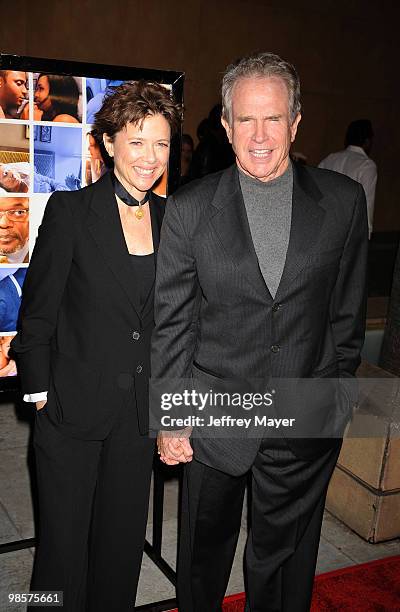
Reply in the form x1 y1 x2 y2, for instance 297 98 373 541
112 173 150 220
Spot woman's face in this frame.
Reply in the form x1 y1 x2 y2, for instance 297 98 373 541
0 338 11 359
0 166 26 192
34 76 51 111
104 113 171 201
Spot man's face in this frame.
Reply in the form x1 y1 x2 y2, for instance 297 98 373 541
104 114 171 201
222 76 301 182
0 198 29 255
0 166 25 192
0 72 28 110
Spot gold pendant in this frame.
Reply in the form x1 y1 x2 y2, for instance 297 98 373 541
135 203 144 220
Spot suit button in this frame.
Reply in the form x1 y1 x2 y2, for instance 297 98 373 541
132 331 140 340
136 365 143 374
272 303 281 312
270 344 280 353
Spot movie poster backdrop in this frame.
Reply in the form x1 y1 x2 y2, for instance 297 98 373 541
0 55 184 386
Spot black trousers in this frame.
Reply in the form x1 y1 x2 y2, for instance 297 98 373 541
30 396 155 612
178 438 341 612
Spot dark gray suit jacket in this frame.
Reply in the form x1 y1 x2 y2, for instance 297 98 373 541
151 163 368 475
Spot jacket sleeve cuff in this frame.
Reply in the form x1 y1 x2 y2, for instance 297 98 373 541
11 343 50 395
23 391 48 403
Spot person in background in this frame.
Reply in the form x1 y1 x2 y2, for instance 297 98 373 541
190 104 235 178
180 133 194 185
0 163 73 194
86 79 124 124
85 132 108 185
0 70 28 119
11 80 181 612
0 268 26 332
33 74 80 123
0 335 17 376
0 198 29 264
319 119 377 238
0 164 29 193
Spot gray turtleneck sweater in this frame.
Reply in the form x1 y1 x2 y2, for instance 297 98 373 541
238 163 293 298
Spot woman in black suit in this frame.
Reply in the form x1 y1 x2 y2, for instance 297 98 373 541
11 81 181 612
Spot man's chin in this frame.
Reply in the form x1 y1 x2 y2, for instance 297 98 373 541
0 246 21 256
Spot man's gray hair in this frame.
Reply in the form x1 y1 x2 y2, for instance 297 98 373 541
221 52 301 125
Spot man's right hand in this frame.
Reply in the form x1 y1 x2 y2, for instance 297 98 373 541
36 400 47 411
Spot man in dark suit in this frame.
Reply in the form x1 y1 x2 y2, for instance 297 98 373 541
152 52 368 612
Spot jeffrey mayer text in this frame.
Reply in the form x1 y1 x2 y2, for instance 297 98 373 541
161 415 296 429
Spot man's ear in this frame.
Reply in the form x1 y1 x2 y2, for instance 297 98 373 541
221 116 232 144
290 113 301 143
102 134 114 158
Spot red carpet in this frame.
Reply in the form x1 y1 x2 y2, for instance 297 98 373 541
169 555 400 611
310 555 400 611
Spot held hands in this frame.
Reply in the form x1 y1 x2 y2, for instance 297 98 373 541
157 428 193 465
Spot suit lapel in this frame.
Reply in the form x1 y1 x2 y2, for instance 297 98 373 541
140 192 165 317
149 191 165 260
275 163 325 300
87 172 164 318
210 166 272 302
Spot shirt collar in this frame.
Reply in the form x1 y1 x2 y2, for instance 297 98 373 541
347 145 368 158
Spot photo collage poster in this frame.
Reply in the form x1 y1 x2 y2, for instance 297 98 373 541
0 69 174 378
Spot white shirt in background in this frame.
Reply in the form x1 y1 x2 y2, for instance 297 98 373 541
318 145 377 239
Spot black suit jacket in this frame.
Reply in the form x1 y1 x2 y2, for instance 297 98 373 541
12 172 165 440
151 163 368 474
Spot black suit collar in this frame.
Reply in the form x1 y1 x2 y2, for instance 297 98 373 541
87 171 165 318
209 165 271 301
209 162 325 303
274 162 325 300
209 165 241 211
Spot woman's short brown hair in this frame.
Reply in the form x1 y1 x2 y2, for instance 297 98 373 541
92 80 182 142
